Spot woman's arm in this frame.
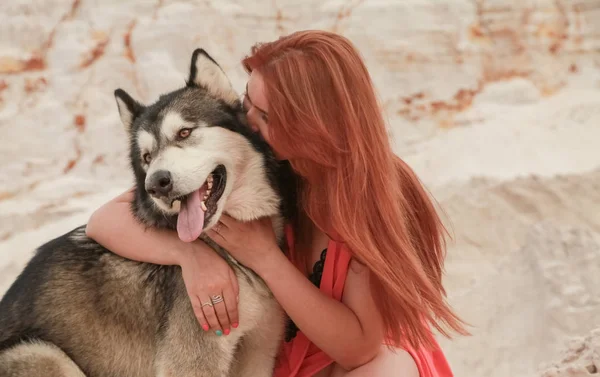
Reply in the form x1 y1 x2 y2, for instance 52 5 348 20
207 215 386 369
257 250 385 371
85 189 240 335
85 189 189 265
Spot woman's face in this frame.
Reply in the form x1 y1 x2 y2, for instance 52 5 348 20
243 71 270 143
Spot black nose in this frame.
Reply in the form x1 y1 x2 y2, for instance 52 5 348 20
146 170 173 198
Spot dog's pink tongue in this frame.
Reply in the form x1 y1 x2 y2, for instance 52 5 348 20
177 189 205 242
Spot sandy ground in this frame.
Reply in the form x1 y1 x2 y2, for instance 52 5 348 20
1 1 600 376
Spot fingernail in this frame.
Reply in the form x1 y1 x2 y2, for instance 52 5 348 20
224 328 230 335
215 330 223 336
232 322 239 328
202 324 209 331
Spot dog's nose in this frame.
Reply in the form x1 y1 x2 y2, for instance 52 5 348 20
146 170 173 198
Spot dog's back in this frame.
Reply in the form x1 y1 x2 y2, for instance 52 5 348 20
0 226 181 376
0 226 284 377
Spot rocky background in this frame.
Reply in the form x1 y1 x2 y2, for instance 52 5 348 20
1 1 599 376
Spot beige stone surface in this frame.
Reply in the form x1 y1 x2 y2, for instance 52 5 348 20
1 1 600 376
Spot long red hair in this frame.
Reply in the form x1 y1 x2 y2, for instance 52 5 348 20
242 30 468 349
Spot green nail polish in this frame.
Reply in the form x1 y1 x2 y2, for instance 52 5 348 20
215 330 223 336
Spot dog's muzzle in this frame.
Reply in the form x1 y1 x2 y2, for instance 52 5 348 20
146 170 173 199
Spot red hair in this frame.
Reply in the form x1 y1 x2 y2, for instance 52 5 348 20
242 30 468 349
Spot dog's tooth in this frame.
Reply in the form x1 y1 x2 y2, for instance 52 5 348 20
172 200 181 212
201 201 208 212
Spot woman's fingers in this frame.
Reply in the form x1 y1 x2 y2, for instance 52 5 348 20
191 295 210 332
201 297 223 336
191 293 238 336
211 293 231 335
225 268 240 329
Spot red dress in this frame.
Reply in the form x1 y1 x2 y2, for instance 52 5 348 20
273 225 454 377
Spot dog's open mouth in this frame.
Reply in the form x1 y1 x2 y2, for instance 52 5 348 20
176 165 227 242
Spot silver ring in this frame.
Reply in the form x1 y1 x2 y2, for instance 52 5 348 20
211 295 224 305
201 301 213 308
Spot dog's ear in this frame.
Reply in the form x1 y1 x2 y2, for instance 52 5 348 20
114 89 143 131
187 49 238 105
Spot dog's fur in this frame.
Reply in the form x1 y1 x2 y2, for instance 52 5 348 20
0 49 297 377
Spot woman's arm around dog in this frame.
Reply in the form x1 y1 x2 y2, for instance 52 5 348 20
85 189 239 335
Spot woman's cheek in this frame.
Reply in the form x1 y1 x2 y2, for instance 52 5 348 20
259 124 270 142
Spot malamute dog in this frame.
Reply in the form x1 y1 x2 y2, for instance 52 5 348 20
0 49 296 377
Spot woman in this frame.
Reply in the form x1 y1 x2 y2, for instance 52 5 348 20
86 30 467 376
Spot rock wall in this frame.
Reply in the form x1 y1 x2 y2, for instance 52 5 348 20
1 1 600 376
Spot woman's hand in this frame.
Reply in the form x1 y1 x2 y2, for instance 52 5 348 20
86 189 241 336
177 240 240 336
206 214 281 273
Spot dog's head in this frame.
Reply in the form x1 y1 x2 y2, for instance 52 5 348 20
114 49 296 242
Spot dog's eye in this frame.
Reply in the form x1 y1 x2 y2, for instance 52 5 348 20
178 128 192 139
143 153 152 164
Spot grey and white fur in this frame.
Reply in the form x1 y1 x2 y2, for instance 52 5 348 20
0 48 298 377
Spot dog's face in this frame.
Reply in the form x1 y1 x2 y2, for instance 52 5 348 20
114 49 293 242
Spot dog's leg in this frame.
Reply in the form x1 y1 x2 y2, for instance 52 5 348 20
154 289 240 377
0 341 86 377
155 329 241 377
233 298 286 377
155 337 239 377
